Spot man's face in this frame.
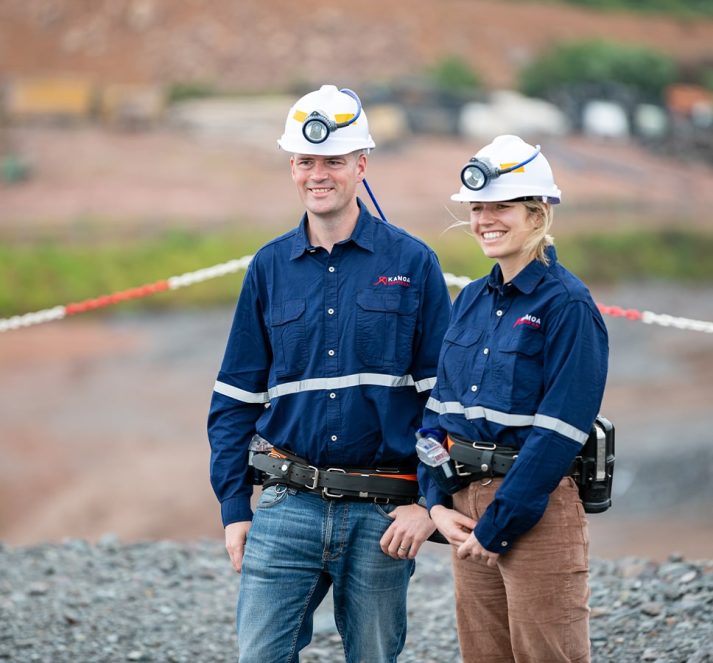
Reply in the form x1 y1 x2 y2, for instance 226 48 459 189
290 151 366 220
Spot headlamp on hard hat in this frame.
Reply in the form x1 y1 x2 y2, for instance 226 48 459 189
301 88 362 144
460 145 542 191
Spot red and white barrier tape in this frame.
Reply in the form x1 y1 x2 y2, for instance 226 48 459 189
0 256 253 333
1 256 712 334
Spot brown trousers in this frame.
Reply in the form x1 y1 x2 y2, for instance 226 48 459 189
452 477 591 663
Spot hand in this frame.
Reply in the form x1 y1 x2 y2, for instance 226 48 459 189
456 533 500 567
380 503 437 560
430 505 476 546
225 521 252 573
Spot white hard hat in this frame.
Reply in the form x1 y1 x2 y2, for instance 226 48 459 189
451 134 561 204
277 85 376 156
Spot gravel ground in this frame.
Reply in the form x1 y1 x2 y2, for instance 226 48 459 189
1 539 712 663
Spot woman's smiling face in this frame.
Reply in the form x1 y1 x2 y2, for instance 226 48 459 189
469 201 539 279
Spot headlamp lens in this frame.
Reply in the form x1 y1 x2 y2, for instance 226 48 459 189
461 164 487 191
303 117 330 144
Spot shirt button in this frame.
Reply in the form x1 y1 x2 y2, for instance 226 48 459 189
331 435 338 442
496 310 503 317
328 266 335 273
327 308 335 315
471 385 478 392
500 541 508 547
329 392 336 399
328 349 335 356
483 348 490 355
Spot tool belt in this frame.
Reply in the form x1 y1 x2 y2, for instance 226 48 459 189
250 448 420 504
446 414 616 515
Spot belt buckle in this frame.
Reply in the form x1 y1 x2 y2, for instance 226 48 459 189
454 461 473 477
305 465 320 491
322 467 346 498
472 442 497 451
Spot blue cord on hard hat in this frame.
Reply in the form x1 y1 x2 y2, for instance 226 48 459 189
461 145 541 192
302 88 363 145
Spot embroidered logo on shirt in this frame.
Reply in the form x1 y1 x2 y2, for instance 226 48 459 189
513 313 541 329
374 275 411 287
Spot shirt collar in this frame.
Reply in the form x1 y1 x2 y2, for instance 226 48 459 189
290 198 376 260
486 245 557 294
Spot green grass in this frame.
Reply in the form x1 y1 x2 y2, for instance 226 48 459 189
0 228 271 317
518 0 713 18
1 226 712 318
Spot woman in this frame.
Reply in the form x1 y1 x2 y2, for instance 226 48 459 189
419 135 608 662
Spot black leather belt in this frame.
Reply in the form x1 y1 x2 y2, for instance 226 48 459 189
448 435 519 478
251 451 420 503
447 434 577 480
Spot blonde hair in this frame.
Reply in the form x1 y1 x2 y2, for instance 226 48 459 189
522 199 555 266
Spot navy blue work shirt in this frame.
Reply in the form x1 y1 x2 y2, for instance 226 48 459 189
421 246 608 553
208 200 452 527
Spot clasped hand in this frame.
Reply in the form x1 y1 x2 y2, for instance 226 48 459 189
430 505 500 567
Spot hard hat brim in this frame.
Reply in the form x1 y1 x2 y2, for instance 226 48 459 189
451 187 561 204
277 135 375 156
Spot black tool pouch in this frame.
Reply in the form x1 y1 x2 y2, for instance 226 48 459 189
423 460 465 496
577 415 615 513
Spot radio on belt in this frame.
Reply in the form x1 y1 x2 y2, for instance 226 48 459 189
577 415 615 514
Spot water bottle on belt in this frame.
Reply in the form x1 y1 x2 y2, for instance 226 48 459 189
415 431 462 495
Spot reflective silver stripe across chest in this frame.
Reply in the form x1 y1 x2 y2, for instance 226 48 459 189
426 396 588 444
214 372 435 404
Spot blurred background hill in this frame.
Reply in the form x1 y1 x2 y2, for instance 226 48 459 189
1 0 713 92
1 0 712 560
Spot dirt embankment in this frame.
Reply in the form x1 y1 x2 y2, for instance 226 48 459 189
1 0 713 91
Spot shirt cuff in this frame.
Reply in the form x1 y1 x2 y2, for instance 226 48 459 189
425 484 452 512
221 495 254 527
474 519 513 554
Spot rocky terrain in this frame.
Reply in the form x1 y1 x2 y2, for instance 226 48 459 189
1 539 712 663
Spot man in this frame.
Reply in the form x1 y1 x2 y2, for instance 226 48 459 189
208 84 451 663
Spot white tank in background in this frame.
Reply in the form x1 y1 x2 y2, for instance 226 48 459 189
634 103 669 139
458 90 570 139
582 99 630 138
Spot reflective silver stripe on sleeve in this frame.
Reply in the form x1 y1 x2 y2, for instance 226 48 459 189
534 414 589 444
214 380 269 404
426 397 460 415
414 376 437 393
268 372 416 399
425 397 587 444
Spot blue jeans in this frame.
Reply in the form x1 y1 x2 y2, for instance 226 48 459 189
236 485 415 663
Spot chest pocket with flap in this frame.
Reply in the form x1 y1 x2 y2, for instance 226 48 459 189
356 291 419 369
493 332 545 405
270 298 307 379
